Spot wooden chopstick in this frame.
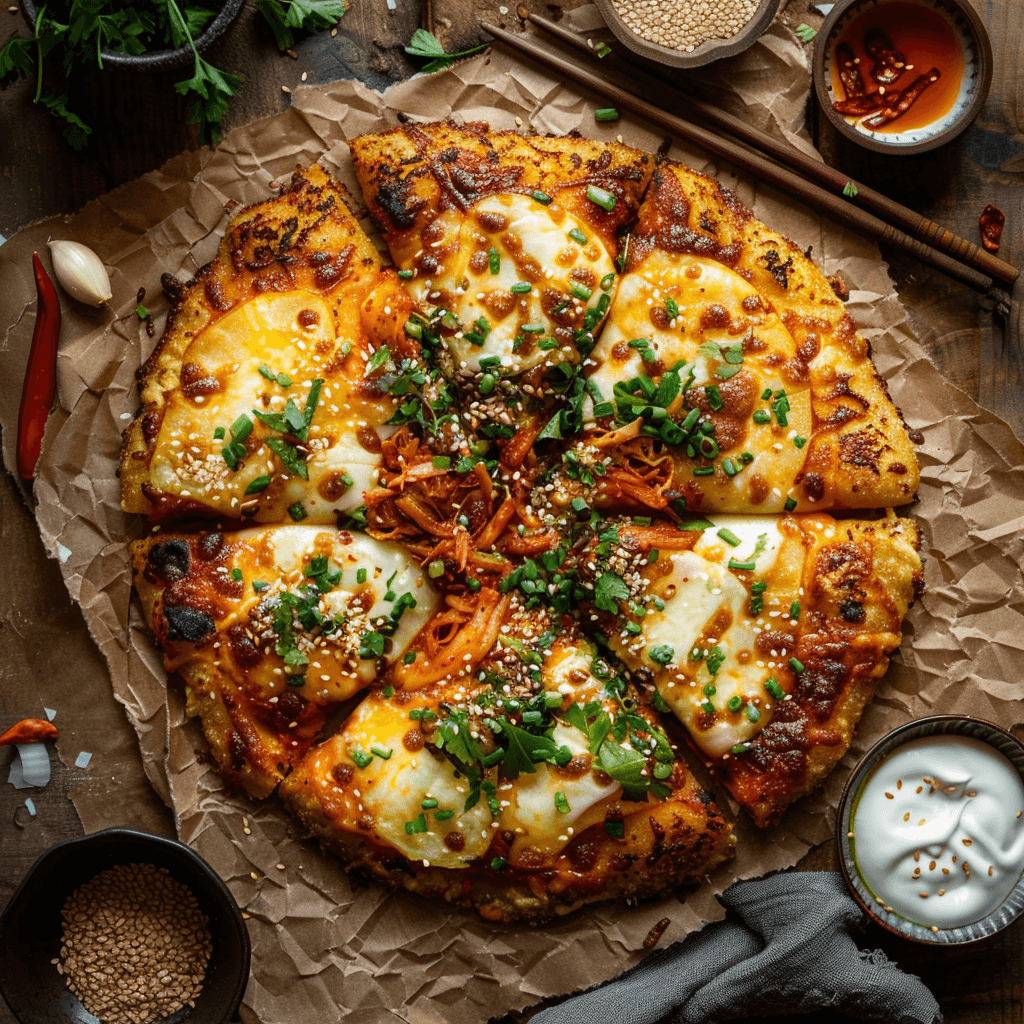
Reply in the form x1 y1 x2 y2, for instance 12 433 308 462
481 21 1006 297
524 10 1018 290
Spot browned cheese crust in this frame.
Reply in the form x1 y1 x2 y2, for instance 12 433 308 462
120 164 415 524
280 682 734 924
717 515 924 826
585 162 921 516
350 120 653 266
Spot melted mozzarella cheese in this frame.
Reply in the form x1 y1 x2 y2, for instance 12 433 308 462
585 254 813 512
340 700 493 868
615 516 803 758
150 291 396 522
502 722 619 863
225 527 440 702
404 194 616 374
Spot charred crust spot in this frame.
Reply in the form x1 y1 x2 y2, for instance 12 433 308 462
839 428 887 474
146 539 191 581
794 650 851 720
163 603 216 643
141 411 162 447
840 599 866 623
762 250 794 289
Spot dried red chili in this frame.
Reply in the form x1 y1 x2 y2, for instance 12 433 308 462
836 42 865 98
0 718 59 745
833 93 887 117
643 917 671 949
862 69 941 129
864 27 906 85
16 253 62 480
979 204 1005 253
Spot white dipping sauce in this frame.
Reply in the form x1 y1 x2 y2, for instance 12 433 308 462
851 735 1024 929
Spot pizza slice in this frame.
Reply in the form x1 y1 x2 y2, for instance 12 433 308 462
579 162 921 515
121 165 417 525
350 120 653 380
130 525 442 797
585 511 922 827
281 611 734 922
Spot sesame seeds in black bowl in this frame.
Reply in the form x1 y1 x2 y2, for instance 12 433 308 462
0 827 250 1024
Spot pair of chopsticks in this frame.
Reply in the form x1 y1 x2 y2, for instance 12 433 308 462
481 14 1018 300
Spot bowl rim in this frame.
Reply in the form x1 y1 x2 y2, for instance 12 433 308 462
811 0 993 155
834 714 1024 945
0 826 251 1023
593 0 783 70
18 0 244 71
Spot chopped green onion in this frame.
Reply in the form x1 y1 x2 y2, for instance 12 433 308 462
594 107 619 122
706 385 724 411
403 652 417 665
554 791 571 814
789 657 805 673
600 272 615 291
350 747 373 769
727 695 742 712
488 247 500 275
648 644 675 665
287 502 308 522
570 282 593 301
789 600 801 619
784 496 798 512
231 568 243 582
717 528 741 547
722 458 740 477
752 409 771 425
421 797 439 809
371 746 393 761
728 559 757 571
586 184 617 211
397 269 414 279
765 677 785 700
405 814 428 835
595 42 612 57
746 704 761 723
245 475 270 495
531 190 552 205
794 436 807 448
568 227 588 244
693 466 715 477
510 281 532 294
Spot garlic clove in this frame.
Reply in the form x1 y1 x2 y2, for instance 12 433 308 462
47 240 113 307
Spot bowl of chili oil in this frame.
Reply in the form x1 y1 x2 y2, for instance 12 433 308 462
813 0 992 154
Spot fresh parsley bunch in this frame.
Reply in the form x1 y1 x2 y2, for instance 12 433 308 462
0 0 348 149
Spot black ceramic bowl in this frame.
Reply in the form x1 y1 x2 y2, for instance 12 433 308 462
0 828 251 1024
19 0 244 71
835 716 1024 945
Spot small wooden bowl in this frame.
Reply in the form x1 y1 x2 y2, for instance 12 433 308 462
594 0 782 69
812 0 992 154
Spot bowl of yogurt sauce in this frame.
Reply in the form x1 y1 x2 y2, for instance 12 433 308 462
836 716 1024 944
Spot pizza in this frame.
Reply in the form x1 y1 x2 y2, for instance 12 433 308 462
124 122 923 922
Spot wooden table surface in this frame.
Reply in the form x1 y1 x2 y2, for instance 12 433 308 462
1 0 1022 1021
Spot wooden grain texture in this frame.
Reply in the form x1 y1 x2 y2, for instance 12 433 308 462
1 0 1022 1021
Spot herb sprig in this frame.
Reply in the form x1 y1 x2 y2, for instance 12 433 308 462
404 28 486 73
0 0 348 148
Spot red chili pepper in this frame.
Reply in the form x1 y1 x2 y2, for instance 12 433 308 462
0 718 59 745
17 252 62 480
979 204 1006 253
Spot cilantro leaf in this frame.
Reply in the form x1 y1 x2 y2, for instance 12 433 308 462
498 720 558 780
592 571 629 613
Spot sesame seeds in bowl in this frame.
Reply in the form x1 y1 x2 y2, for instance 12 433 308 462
0 828 250 1024
593 0 783 68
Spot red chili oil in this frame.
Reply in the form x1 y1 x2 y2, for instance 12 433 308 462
830 1 964 133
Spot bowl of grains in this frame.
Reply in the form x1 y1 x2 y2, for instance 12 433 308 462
0 827 251 1024
593 0 783 67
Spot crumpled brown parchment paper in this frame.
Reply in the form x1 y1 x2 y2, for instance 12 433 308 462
1 8 1023 1023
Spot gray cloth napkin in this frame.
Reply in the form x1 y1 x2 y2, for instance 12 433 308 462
533 872 941 1024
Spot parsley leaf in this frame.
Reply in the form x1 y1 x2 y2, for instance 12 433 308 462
404 28 486 73
597 741 649 801
257 0 347 51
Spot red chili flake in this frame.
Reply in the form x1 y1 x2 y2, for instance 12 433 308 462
862 69 941 130
979 204 1005 252
643 917 671 949
0 718 59 745
864 27 906 85
836 42 865 98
